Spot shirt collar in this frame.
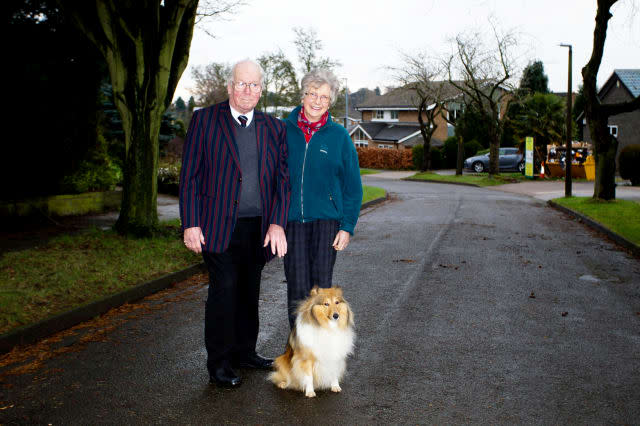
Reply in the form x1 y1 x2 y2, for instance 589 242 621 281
229 104 254 127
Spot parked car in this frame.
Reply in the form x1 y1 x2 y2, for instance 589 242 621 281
463 147 524 173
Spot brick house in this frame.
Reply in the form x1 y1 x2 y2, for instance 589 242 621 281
580 69 640 167
350 84 465 150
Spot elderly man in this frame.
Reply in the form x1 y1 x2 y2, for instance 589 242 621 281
179 59 290 388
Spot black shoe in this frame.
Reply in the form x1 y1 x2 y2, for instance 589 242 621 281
233 353 274 370
209 365 242 388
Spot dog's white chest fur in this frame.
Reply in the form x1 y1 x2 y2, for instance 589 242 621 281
296 319 355 387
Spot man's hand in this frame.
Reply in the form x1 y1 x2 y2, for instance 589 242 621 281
332 230 350 251
184 227 205 253
264 224 287 257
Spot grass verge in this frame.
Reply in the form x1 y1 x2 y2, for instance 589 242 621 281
0 220 201 335
360 168 381 175
409 172 527 186
363 185 385 203
551 197 640 246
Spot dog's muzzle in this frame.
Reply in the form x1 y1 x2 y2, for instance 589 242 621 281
332 313 339 320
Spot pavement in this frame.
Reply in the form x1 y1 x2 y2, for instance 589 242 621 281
430 169 640 202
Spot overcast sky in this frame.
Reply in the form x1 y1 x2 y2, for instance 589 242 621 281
173 0 639 102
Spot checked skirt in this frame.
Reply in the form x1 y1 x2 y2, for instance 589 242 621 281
283 219 340 328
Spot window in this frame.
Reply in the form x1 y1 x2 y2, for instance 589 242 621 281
375 110 384 119
608 125 618 138
448 103 462 124
353 129 369 148
390 110 399 120
378 144 393 149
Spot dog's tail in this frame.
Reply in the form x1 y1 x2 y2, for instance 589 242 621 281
268 342 294 387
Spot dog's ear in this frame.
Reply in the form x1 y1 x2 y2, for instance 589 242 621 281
347 303 355 328
332 286 343 296
310 286 319 296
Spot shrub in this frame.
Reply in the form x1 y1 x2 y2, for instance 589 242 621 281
158 160 182 195
442 136 459 168
357 147 413 170
430 147 443 169
412 145 423 170
59 133 122 194
464 140 483 158
619 144 640 186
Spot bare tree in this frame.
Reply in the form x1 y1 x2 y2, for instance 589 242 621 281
582 0 640 200
257 50 299 115
389 52 455 171
292 27 341 74
445 25 517 176
190 62 231 106
59 0 243 236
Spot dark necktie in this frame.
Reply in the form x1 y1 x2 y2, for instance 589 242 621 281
238 115 247 128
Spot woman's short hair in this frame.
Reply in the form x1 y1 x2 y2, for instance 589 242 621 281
227 58 264 87
300 69 340 106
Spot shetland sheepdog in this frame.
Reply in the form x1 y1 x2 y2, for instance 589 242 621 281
269 286 355 398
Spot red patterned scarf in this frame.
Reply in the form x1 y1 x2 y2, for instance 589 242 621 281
297 108 328 143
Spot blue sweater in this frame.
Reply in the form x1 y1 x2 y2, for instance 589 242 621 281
285 106 363 235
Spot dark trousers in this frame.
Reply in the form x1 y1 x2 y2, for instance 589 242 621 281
283 219 339 328
202 217 265 373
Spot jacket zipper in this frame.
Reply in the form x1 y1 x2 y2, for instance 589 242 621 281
293 119 329 223
301 141 309 222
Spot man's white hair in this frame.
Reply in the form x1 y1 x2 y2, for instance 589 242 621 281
227 58 264 87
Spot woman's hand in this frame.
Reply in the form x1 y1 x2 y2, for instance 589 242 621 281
332 230 350 251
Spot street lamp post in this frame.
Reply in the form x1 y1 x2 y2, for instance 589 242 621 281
343 77 349 129
560 43 573 197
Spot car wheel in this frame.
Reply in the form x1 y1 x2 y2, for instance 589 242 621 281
473 161 485 173
518 161 525 174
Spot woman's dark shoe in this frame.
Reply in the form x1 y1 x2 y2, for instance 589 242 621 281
209 366 242 388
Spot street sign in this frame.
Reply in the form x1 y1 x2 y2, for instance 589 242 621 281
525 137 534 179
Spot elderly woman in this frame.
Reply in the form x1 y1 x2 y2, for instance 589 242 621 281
283 69 363 328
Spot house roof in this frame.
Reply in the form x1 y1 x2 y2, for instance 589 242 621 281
350 122 387 139
350 121 444 147
576 69 640 122
355 82 465 110
402 135 444 148
614 69 640 98
373 123 421 142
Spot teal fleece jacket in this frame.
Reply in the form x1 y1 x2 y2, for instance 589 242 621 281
285 106 363 235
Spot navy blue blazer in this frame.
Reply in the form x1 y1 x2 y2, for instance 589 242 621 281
179 100 290 261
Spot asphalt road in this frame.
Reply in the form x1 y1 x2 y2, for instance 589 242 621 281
2 178 639 424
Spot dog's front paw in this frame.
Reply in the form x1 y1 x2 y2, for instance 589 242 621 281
304 389 316 398
277 381 287 389
331 384 342 393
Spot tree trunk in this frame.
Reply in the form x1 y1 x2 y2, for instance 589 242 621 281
581 0 618 200
488 119 500 176
591 121 618 200
456 135 464 175
115 105 163 236
417 101 432 171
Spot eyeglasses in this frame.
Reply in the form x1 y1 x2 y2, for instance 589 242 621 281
305 92 330 104
233 81 261 92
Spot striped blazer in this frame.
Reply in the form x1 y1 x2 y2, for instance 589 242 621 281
179 100 290 261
